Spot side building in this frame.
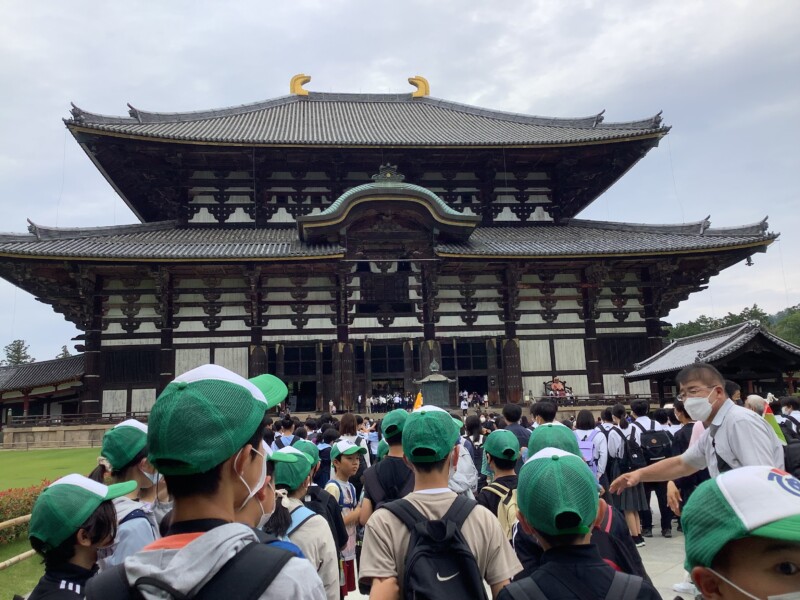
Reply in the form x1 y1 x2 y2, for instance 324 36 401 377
0 77 776 414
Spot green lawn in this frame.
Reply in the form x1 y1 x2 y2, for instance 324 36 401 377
0 448 100 490
0 538 42 600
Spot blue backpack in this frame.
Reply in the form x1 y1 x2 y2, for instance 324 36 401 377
576 430 599 477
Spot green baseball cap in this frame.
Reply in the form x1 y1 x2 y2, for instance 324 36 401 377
292 439 320 466
29 474 138 550
682 465 800 570
403 407 460 463
484 429 520 461
331 439 367 461
148 364 268 475
377 438 390 461
271 446 313 490
249 373 289 410
101 419 148 471
528 423 580 457
518 448 598 536
381 409 409 440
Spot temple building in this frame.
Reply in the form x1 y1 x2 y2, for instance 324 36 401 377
0 76 777 415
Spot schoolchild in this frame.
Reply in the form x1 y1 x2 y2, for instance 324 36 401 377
87 419 161 567
265 446 340 600
498 448 660 600
325 440 365 598
85 364 325 600
27 474 136 599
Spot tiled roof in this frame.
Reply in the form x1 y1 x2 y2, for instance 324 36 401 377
436 218 775 257
66 93 668 147
0 218 775 261
0 355 84 393
624 321 800 380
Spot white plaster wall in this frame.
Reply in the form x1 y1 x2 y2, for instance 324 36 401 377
131 389 157 413
175 348 211 374
102 390 127 413
520 339 551 373
603 374 626 396
629 380 653 395
214 347 248 377
554 339 587 371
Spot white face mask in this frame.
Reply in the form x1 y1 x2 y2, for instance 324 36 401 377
257 480 276 530
684 388 715 422
235 444 267 512
708 568 800 600
139 465 160 487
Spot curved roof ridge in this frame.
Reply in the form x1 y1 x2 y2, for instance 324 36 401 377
566 217 711 234
704 217 770 237
22 220 177 241
697 321 759 360
67 92 667 131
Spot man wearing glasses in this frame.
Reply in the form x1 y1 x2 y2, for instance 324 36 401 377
610 363 784 503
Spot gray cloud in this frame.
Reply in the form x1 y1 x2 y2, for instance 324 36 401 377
1 0 798 359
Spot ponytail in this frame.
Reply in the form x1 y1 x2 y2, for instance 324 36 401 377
88 449 147 483
612 403 630 430
264 488 291 538
88 456 112 483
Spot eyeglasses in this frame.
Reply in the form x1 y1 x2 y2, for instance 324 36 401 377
676 385 717 401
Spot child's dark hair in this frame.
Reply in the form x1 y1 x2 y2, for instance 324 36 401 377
30 501 117 569
164 414 270 499
611 403 630 430
487 455 516 471
88 447 148 484
294 426 307 440
322 427 339 445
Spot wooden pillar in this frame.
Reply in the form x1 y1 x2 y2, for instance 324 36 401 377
316 343 325 412
340 343 354 412
641 267 665 398
747 380 754 394
786 371 796 395
22 392 30 417
501 339 523 404
246 267 266 379
581 268 604 396
81 275 103 415
157 270 175 394
420 263 439 341
335 266 351 344
487 338 500 405
364 340 373 405
403 340 414 396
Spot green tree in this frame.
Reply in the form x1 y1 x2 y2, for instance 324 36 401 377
55 345 72 359
774 309 800 346
1 339 35 366
666 304 770 340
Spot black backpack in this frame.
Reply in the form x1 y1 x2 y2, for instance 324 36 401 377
634 421 673 464
503 569 643 600
274 434 301 450
383 495 489 600
782 417 800 478
86 531 293 599
613 426 647 472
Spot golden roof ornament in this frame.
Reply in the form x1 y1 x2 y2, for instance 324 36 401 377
290 74 311 96
408 75 430 98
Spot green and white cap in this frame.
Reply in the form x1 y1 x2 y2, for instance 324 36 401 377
249 373 289 410
381 409 409 440
528 423 580 458
101 419 148 471
148 364 268 475
270 446 312 490
484 429 521 461
330 439 367 461
683 466 800 570
377 438 390 461
518 447 598 537
403 406 460 463
29 474 137 550
292 439 320 466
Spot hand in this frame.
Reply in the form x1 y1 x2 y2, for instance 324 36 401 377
609 471 641 494
667 481 682 516
369 577 400 600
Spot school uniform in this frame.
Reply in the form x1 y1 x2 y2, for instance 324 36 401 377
28 563 97 599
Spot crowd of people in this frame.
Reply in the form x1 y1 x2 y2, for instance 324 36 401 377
21 362 800 599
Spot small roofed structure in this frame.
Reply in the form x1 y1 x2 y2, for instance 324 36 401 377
0 355 84 422
625 321 800 400
414 360 455 409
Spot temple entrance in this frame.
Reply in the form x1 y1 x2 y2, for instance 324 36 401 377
286 381 317 412
458 375 488 397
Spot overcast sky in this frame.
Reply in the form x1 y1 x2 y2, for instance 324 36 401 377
1 0 798 361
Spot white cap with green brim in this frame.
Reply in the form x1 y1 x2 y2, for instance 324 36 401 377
29 474 137 550
683 465 800 570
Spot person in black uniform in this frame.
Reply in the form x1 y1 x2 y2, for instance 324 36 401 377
499 448 660 600
26 474 136 599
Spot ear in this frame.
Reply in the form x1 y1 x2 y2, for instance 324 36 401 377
691 567 723 599
75 528 93 548
517 512 534 535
